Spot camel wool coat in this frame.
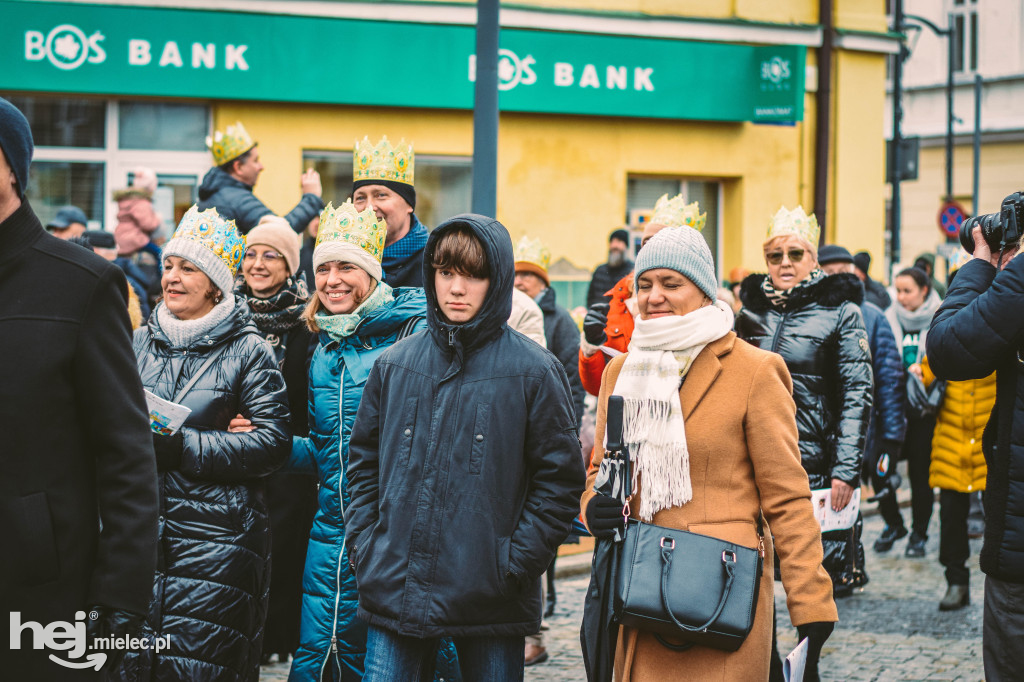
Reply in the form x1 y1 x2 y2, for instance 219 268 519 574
582 333 837 681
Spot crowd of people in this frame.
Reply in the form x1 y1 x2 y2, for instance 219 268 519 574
3 93 1024 682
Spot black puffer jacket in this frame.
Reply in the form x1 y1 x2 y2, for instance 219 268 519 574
119 298 291 681
346 214 586 638
927 256 1024 584
197 166 323 235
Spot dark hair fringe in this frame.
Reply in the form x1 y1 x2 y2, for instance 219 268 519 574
431 226 489 279
896 266 930 292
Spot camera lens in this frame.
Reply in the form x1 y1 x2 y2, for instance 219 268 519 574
959 216 980 253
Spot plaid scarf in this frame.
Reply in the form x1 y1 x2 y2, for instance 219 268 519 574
761 268 826 309
237 277 309 367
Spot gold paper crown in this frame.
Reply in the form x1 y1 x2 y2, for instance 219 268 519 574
206 121 256 166
316 200 387 262
514 236 551 273
766 205 820 246
171 205 245 276
353 136 415 186
650 194 707 231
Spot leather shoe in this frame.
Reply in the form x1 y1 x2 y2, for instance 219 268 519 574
905 531 927 557
939 584 970 611
525 643 548 666
873 524 907 552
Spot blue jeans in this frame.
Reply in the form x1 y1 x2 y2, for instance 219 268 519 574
364 624 524 682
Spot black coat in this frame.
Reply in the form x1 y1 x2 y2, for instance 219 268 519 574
536 286 586 429
346 214 586 638
863 276 891 310
927 257 1024 584
586 259 633 308
120 298 291 681
197 166 324 235
0 202 159 681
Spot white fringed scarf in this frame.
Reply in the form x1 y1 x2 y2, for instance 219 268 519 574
613 300 735 520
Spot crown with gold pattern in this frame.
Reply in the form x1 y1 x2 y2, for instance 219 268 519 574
164 206 245 296
316 201 387 261
206 121 256 166
650 194 706 231
514 236 552 285
353 136 415 186
766 205 820 246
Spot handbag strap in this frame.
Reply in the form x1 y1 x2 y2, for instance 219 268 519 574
659 539 737 634
172 345 227 404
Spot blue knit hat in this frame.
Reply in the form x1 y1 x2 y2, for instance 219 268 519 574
0 98 33 199
634 226 717 300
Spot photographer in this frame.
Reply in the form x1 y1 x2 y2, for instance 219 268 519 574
926 196 1024 682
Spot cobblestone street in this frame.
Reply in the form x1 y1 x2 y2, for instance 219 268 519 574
261 507 985 681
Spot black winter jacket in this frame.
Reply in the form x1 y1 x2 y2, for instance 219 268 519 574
197 166 324 235
927 256 1024 584
736 273 873 488
120 298 291 681
536 286 586 429
862 299 907 457
586 259 633 308
346 214 586 638
863 276 892 310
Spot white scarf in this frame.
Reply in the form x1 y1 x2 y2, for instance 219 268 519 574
613 300 735 521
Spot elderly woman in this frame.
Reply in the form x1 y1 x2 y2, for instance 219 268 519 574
119 206 291 681
234 215 318 663
583 226 837 681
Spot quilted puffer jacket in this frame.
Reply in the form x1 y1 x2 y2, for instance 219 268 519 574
197 166 323 235
118 298 291 681
737 272 873 588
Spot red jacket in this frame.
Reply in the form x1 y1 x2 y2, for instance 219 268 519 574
579 274 634 397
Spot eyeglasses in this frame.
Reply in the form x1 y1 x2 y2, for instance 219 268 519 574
765 248 806 266
243 250 282 263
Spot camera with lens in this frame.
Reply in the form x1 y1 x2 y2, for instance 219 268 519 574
959 191 1024 253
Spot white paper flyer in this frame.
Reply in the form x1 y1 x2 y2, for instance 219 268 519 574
810 487 861 532
144 389 191 436
783 636 809 682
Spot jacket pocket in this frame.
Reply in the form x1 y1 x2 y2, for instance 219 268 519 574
469 402 491 475
686 520 760 551
495 535 512 596
2 492 61 587
397 397 418 467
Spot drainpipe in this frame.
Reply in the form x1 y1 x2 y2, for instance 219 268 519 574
813 0 834 246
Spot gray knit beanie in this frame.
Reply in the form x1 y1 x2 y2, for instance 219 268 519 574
634 226 717 300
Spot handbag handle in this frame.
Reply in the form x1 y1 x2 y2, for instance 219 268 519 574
659 538 737 634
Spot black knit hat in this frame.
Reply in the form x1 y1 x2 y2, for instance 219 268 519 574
818 244 854 266
853 250 871 274
0 98 33 199
609 228 630 245
352 179 416 210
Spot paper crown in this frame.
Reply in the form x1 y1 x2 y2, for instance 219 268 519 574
170 205 245 276
650 194 707 231
514 236 551 273
353 136 414 186
316 200 387 262
766 205 820 246
206 121 256 166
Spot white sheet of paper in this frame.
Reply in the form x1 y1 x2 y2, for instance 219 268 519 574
783 636 809 682
144 389 192 435
599 345 623 358
810 487 860 532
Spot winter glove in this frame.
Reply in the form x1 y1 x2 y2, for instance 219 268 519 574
583 302 610 347
880 439 902 461
867 440 903 503
585 495 626 539
796 621 834 682
84 605 146 670
152 431 183 471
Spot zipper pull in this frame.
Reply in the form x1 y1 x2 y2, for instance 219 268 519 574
331 636 338 652
449 328 455 346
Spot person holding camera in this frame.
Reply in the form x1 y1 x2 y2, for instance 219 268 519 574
927 198 1024 681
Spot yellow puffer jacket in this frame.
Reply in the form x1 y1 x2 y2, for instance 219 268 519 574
923 356 994 492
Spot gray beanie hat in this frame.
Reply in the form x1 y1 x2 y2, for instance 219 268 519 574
634 226 717 300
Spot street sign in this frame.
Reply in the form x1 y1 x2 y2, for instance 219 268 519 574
938 200 967 239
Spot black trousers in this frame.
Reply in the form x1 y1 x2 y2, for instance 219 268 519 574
939 489 972 586
904 415 937 537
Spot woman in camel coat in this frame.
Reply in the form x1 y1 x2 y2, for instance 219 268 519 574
582 226 837 681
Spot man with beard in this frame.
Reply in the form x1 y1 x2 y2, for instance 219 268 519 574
586 228 633 308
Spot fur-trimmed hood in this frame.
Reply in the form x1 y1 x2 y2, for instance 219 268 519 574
739 272 864 313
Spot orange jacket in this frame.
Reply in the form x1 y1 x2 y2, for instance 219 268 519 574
579 274 635 396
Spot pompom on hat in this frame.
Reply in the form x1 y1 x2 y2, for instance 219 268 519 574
313 200 387 282
163 205 245 295
634 226 718 300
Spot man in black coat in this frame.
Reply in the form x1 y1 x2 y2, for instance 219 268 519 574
586 228 633 308
197 121 324 234
927 223 1024 680
346 214 585 680
0 98 159 679
853 250 892 310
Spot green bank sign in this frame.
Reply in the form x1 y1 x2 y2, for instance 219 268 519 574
0 0 805 123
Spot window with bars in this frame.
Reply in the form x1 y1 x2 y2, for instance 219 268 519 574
951 0 979 74
625 176 721 273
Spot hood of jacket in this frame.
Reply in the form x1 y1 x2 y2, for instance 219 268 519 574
198 166 251 202
536 286 559 315
423 214 514 354
739 271 864 312
147 295 257 350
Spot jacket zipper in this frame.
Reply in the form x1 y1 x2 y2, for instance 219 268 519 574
319 374 346 681
769 311 789 354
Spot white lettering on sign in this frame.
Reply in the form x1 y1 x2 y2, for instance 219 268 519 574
159 41 182 67
579 64 600 89
226 45 249 70
554 62 574 87
606 66 627 90
24 25 106 70
634 67 654 91
129 39 151 65
24 31 45 61
192 43 215 69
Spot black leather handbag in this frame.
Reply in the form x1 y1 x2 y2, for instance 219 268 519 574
615 518 764 652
